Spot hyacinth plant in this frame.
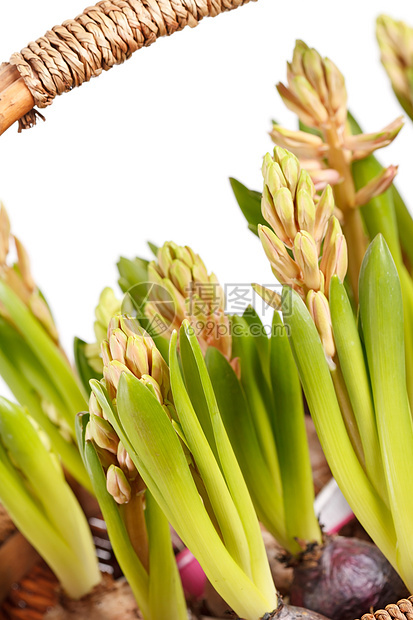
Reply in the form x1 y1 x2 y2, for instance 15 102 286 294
0 205 91 490
113 241 321 558
81 314 283 620
0 396 100 598
232 39 413 411
253 142 413 595
77 317 188 620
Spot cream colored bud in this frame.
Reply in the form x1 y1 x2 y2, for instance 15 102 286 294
117 442 138 480
88 414 119 454
106 465 131 504
303 48 329 106
273 187 298 243
314 185 335 247
307 290 335 358
320 217 348 295
291 76 329 126
293 231 322 291
296 189 315 235
261 186 291 247
259 225 301 284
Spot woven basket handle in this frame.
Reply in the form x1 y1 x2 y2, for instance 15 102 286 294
0 0 253 135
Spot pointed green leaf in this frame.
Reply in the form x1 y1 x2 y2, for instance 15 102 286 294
359 235 413 589
229 178 265 236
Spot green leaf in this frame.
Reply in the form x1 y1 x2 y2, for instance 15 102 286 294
230 315 281 490
205 347 288 549
146 490 187 620
76 413 151 619
179 322 275 603
117 256 149 294
359 235 413 589
330 276 387 501
170 331 252 577
116 372 274 620
269 312 321 551
391 185 413 271
0 281 87 421
229 178 266 236
74 337 102 395
282 287 397 567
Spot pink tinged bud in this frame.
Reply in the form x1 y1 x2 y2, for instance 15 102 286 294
175 245 196 269
109 328 128 364
89 413 119 454
169 260 193 295
314 186 335 248
273 187 298 243
157 244 175 278
0 205 10 265
290 76 329 126
344 117 404 160
354 165 398 208
290 40 309 76
270 125 328 160
120 316 149 340
309 168 342 192
107 465 132 504
261 186 291 247
293 231 322 291
302 48 329 107
89 391 104 418
296 190 315 235
191 262 209 286
258 225 301 284
296 170 316 199
279 152 301 197
262 153 286 194
117 442 138 480
307 290 335 359
320 217 348 296
101 340 112 368
276 82 319 129
125 335 150 378
252 283 282 310
14 236 35 292
151 348 170 398
324 58 347 125
104 360 133 399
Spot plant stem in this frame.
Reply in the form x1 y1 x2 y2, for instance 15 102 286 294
120 492 150 572
324 125 368 302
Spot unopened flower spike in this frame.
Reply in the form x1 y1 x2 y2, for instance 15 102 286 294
0 204 58 342
144 241 233 362
272 41 401 301
258 148 348 358
377 14 413 120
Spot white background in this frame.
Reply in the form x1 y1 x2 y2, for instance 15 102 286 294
0 0 412 359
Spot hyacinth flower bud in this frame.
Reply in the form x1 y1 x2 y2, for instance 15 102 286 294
343 117 404 159
354 165 398 208
290 76 330 126
376 15 413 120
0 205 10 265
89 391 104 418
293 231 322 292
320 217 348 296
106 465 132 504
258 225 301 285
314 185 335 248
117 441 138 481
302 47 329 107
296 189 315 236
270 125 328 160
273 188 298 244
261 185 291 248
279 151 301 197
262 152 286 194
307 290 335 359
323 57 347 125
88 413 119 455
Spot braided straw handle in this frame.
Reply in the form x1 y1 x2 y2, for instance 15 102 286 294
0 0 254 135
354 596 413 620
